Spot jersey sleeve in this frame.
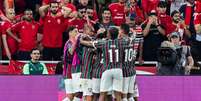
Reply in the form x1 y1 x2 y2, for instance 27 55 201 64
93 40 105 48
41 63 49 74
23 64 30 75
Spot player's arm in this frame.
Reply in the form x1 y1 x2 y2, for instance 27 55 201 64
39 5 49 18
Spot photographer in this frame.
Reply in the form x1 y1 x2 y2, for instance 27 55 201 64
157 32 194 75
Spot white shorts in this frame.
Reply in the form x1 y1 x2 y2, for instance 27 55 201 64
122 75 136 94
81 79 93 96
100 68 123 92
64 73 82 94
92 78 101 94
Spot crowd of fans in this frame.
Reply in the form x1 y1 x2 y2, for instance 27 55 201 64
0 0 200 63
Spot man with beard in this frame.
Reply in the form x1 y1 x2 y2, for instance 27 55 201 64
167 10 191 44
39 1 70 60
94 7 114 32
7 9 40 60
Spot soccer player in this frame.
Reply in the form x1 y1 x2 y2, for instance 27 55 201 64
79 24 96 101
63 26 81 101
80 27 132 101
119 23 139 101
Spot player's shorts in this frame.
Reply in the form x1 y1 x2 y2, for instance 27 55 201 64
100 68 123 92
64 73 82 94
122 75 136 94
81 79 93 96
92 78 101 94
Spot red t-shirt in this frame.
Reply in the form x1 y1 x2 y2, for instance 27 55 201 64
194 13 201 25
142 0 159 14
68 18 86 33
158 14 172 35
42 13 67 48
108 3 126 26
1 21 18 55
11 21 39 51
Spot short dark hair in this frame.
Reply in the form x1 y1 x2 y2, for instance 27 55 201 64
101 7 111 14
49 1 59 7
109 27 119 40
158 1 167 8
120 23 130 35
31 48 40 54
171 10 179 17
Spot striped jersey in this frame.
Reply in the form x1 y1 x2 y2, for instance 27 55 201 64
94 38 129 71
80 46 95 79
92 49 104 78
122 31 144 77
63 40 74 79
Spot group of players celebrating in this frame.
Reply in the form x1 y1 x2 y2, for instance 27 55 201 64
63 23 141 101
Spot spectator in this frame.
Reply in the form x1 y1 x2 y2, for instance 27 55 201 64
166 10 191 44
156 1 172 35
157 32 194 75
95 7 114 30
108 0 127 26
170 0 185 14
179 0 195 34
1 8 18 60
141 10 167 61
127 0 145 25
39 1 70 60
141 0 159 17
192 0 201 62
68 5 87 33
23 48 48 75
7 9 40 60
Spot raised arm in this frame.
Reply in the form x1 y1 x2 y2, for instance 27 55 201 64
39 5 49 18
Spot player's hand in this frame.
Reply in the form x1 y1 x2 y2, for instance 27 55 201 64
138 57 144 65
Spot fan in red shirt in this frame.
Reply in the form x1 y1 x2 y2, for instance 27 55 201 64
128 0 145 25
167 10 191 44
142 0 159 17
7 9 40 60
68 5 87 33
108 0 126 26
156 1 172 36
1 8 18 60
39 1 70 60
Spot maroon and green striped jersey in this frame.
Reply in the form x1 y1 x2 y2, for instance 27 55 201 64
122 33 144 77
80 46 95 79
92 49 104 78
94 38 129 71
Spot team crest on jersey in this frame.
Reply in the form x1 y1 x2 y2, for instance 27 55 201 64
22 26 25 29
48 20 51 23
57 19 61 24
